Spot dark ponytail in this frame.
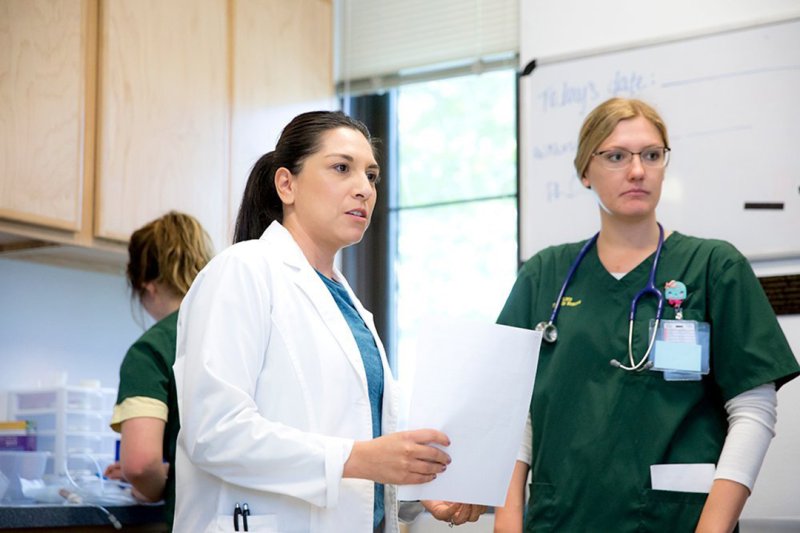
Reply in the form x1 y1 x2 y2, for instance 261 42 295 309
233 111 374 244
233 151 283 244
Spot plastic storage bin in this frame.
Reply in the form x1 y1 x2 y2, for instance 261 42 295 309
5 386 117 476
0 451 49 502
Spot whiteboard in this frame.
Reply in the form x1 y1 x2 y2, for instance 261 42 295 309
519 18 800 261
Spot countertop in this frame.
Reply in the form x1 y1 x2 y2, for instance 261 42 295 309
0 503 166 532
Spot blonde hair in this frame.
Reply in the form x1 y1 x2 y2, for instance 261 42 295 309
126 211 214 300
574 98 670 179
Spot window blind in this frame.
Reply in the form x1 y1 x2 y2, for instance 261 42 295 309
336 0 519 88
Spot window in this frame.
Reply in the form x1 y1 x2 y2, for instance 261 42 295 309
394 70 518 382
345 68 518 384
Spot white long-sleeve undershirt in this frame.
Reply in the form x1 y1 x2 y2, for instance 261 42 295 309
714 382 777 491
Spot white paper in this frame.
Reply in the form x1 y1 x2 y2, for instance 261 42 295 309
654 340 702 372
396 318 542 506
650 463 715 493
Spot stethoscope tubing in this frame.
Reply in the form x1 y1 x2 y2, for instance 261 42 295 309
620 224 665 370
540 223 667 372
546 233 599 325
628 225 665 323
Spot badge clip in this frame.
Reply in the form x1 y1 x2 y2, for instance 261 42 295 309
664 280 687 320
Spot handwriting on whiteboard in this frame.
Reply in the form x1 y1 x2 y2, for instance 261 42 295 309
535 70 657 114
531 141 577 160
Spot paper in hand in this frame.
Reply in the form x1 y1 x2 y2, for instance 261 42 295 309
397 317 541 506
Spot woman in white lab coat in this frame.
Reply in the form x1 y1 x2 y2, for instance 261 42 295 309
173 111 484 532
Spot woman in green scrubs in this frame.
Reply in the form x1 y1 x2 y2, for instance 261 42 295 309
105 211 214 530
493 98 799 532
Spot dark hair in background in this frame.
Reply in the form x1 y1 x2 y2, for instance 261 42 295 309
127 211 214 301
233 111 375 244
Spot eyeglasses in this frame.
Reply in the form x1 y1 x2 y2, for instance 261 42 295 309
591 146 671 170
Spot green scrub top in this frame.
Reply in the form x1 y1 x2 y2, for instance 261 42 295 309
498 232 798 533
115 310 180 530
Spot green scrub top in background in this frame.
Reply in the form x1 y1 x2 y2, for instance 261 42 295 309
114 311 180 530
498 232 799 532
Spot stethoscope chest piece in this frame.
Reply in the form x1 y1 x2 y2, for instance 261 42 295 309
535 321 558 343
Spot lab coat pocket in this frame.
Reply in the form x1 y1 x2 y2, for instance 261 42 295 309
639 488 708 533
524 482 556 531
206 513 279 532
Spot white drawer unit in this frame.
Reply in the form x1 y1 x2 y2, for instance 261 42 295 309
6 386 117 476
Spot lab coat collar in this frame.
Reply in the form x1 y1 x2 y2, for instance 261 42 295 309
261 222 371 390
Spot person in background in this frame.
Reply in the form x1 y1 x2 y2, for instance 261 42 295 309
105 211 214 530
172 111 485 532
493 98 799 532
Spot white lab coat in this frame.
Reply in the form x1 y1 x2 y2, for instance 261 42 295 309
173 222 400 533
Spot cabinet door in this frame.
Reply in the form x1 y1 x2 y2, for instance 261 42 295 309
0 0 96 233
95 0 228 250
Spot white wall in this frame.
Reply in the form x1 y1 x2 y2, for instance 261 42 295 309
521 0 800 62
0 258 142 407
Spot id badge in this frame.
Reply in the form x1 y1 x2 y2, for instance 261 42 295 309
648 319 710 381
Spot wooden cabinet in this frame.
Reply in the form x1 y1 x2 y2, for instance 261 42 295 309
0 0 96 240
0 0 333 269
95 0 228 250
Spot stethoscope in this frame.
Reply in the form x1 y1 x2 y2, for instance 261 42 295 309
535 223 665 372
